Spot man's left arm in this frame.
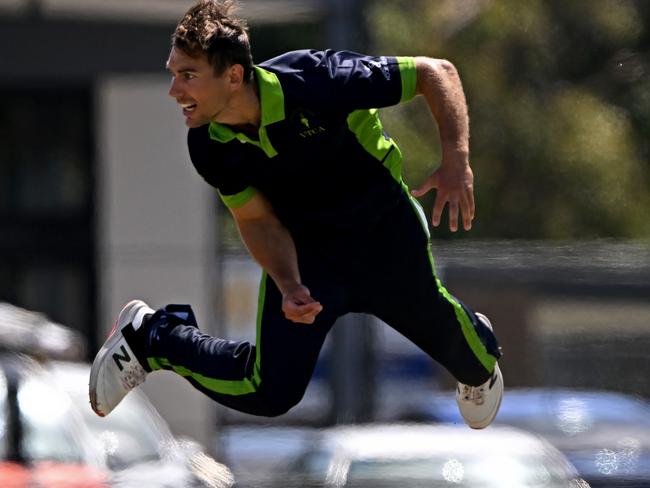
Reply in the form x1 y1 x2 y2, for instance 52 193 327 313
409 57 475 232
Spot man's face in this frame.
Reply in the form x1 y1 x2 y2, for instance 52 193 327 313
166 47 234 128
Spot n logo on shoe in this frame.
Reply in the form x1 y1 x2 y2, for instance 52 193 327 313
113 345 131 371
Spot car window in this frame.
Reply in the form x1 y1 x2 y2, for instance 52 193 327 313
499 394 650 432
345 454 578 487
18 377 86 463
47 363 170 468
75 395 166 469
286 450 333 482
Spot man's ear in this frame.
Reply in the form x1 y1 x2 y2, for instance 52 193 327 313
228 64 245 87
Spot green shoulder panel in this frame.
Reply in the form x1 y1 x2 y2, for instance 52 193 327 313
347 109 404 183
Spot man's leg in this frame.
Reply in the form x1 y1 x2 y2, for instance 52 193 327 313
146 273 341 416
91 271 340 417
357 194 500 383
356 192 502 427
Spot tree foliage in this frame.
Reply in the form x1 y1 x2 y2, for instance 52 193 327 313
368 0 650 238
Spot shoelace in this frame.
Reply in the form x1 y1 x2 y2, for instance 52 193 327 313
459 383 486 405
120 362 147 390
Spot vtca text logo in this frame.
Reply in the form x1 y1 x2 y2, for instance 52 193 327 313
293 110 326 139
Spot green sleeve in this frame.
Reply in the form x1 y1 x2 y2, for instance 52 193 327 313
219 187 257 208
396 56 417 102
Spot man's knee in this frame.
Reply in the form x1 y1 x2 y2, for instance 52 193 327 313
256 390 302 417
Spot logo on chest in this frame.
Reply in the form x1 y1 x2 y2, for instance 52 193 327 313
291 109 326 139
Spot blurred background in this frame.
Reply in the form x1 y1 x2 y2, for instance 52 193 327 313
1 0 649 486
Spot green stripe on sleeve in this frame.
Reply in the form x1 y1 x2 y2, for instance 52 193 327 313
219 187 256 208
396 56 417 102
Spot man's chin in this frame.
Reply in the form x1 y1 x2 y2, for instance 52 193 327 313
185 117 208 128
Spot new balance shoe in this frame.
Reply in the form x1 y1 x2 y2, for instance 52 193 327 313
456 313 504 429
89 299 154 417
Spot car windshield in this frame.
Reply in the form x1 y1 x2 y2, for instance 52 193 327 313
74 393 167 468
18 377 86 463
489 396 650 443
345 455 577 487
48 363 170 469
423 390 650 439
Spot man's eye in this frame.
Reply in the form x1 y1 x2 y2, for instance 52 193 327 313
183 73 195 80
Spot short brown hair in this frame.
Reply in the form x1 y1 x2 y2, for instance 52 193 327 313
172 0 254 82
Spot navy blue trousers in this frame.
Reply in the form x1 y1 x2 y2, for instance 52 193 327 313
142 192 501 417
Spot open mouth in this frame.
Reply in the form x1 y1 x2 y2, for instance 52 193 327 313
181 102 197 114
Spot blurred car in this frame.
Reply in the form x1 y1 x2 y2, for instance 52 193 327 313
219 425 317 487
0 352 110 487
0 301 234 488
47 360 235 488
273 423 589 487
401 388 650 487
0 302 85 361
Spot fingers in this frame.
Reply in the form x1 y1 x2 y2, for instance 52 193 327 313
410 178 435 198
411 173 472 231
281 284 323 324
282 292 323 324
431 193 445 228
462 187 475 231
448 200 459 232
283 300 323 324
433 190 474 231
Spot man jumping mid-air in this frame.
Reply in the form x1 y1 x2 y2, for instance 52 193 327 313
90 0 503 429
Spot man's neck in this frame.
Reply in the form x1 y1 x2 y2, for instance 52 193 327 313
217 78 261 133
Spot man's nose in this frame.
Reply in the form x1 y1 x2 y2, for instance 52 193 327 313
168 77 180 98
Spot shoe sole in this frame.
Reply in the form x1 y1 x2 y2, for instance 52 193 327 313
89 299 147 416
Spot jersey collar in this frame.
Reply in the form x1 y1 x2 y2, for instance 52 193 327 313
208 66 285 157
256 66 285 126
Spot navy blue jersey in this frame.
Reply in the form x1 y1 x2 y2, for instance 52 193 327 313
187 49 417 239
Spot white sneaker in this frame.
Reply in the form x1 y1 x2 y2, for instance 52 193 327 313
89 299 154 417
456 313 504 429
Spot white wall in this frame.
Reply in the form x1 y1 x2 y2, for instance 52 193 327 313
96 75 218 447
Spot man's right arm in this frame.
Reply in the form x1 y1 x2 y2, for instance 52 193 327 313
185 127 321 322
409 57 475 232
229 191 322 324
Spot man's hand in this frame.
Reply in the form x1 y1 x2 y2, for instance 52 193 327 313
281 284 323 324
411 157 475 232
412 57 474 232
